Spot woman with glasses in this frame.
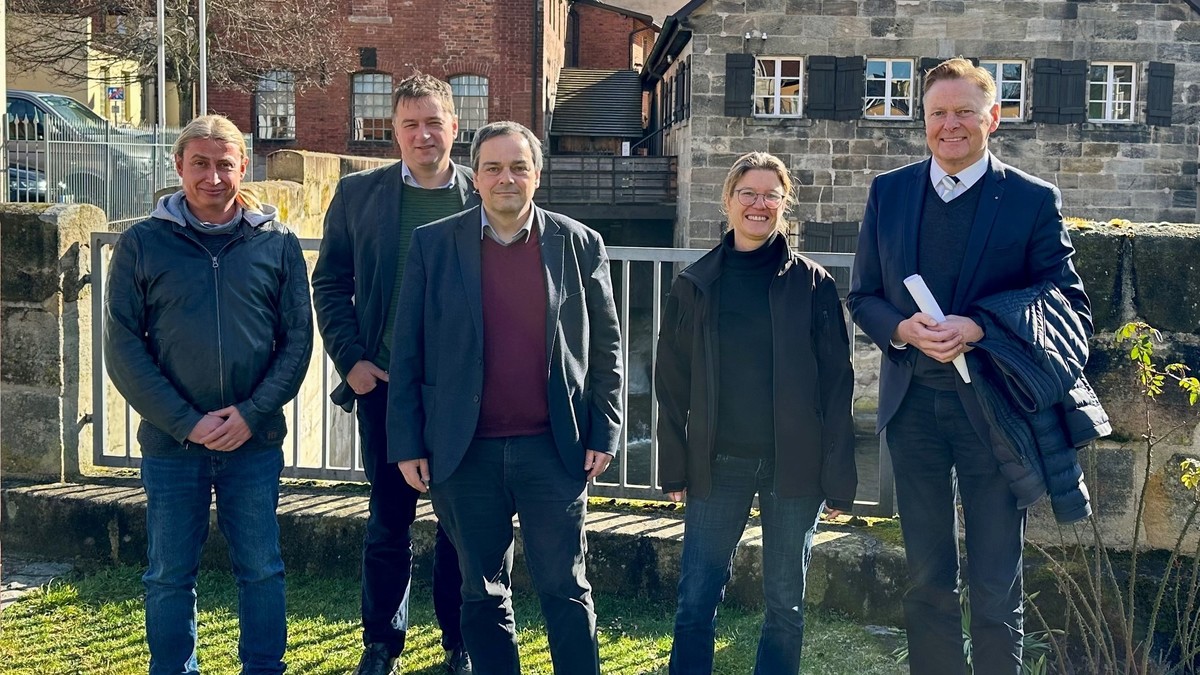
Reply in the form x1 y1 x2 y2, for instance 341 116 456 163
654 151 858 674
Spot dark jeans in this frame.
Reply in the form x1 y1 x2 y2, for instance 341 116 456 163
886 384 1025 675
669 455 825 675
141 449 286 675
356 383 463 655
429 432 599 675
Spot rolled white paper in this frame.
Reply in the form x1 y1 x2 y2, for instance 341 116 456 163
902 273 971 384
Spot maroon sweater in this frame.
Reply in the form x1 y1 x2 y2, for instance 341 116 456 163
476 228 551 438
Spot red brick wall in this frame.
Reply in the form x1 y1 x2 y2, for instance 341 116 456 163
574 5 653 71
209 0 540 159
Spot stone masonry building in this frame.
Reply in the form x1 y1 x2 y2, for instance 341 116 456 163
642 0 1200 249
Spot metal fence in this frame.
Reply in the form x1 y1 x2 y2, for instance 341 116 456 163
89 235 894 516
5 113 252 230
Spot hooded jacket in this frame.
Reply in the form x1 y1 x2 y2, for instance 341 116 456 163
104 191 314 456
968 281 1110 523
654 232 858 509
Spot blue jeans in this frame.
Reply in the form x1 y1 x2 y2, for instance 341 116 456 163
670 455 825 675
141 449 286 675
886 384 1025 675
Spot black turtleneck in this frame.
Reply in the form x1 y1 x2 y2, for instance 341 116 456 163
714 232 780 459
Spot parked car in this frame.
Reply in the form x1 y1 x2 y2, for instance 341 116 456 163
6 90 177 223
6 164 57 202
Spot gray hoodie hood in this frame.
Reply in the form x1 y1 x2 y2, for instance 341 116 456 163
151 190 279 229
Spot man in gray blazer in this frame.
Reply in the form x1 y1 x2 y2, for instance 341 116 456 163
387 121 623 675
312 74 478 675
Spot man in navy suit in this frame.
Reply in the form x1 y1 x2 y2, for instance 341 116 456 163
387 120 623 675
848 58 1091 675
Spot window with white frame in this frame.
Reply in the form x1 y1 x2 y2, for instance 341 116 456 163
450 75 488 142
1089 62 1135 122
864 58 913 119
352 72 393 142
255 71 295 140
754 57 803 117
979 60 1025 120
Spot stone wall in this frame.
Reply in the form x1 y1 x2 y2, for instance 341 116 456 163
1 204 103 481
674 0 1200 248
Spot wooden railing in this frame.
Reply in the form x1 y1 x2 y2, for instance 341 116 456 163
536 155 677 205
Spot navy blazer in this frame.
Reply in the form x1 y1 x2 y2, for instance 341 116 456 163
386 204 624 483
847 153 1091 433
312 161 480 409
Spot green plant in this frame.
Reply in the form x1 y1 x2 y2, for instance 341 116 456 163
1029 321 1200 674
890 587 1055 673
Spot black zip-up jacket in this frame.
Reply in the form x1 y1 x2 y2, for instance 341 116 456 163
104 196 314 456
654 232 858 509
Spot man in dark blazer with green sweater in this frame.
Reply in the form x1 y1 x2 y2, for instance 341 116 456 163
312 74 478 675
387 121 623 675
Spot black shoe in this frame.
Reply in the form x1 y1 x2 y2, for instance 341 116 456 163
445 646 473 675
352 643 399 675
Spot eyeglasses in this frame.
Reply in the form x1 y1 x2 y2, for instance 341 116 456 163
734 189 784 208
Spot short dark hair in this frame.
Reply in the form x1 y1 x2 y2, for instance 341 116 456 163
469 121 543 172
391 73 456 116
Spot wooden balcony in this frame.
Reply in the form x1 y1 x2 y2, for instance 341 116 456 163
536 155 677 221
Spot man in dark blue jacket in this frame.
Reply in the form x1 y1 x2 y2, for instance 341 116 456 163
105 114 313 675
848 58 1091 675
312 73 477 675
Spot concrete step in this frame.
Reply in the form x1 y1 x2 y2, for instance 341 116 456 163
0 480 908 626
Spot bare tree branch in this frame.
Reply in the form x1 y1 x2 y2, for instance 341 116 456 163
7 0 354 121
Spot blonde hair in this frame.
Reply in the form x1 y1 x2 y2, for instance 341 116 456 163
721 151 796 235
922 57 996 102
173 114 261 210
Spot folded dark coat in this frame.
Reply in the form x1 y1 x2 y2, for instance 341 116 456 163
968 281 1111 524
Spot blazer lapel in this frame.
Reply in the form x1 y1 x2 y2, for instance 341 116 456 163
454 208 485 340
377 162 405 320
950 154 1006 313
539 207 565 372
901 159 931 278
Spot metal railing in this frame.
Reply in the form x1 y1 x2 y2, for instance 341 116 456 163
5 114 252 230
89 235 893 516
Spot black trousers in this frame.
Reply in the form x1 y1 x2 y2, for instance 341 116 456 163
430 432 600 675
886 383 1025 675
356 383 464 655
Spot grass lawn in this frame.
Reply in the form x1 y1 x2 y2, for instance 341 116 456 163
0 564 905 674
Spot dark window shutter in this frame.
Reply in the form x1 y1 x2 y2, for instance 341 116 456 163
676 64 686 121
1031 58 1062 124
834 56 865 120
683 60 692 119
807 56 837 119
725 53 755 117
1147 61 1175 126
917 58 942 116
1060 60 1087 123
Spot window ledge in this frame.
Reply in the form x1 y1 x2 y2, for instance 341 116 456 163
747 117 815 128
1082 121 1142 129
858 118 922 129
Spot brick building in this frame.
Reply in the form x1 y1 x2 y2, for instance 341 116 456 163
643 0 1200 249
209 0 657 161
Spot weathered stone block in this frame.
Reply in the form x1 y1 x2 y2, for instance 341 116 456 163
1176 22 1200 43
2 388 63 480
1131 225 1200 332
1082 143 1119 158
862 0 897 17
1 307 61 388
1093 20 1139 41
1071 226 1126 333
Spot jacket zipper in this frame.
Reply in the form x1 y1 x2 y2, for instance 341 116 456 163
210 235 245 407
